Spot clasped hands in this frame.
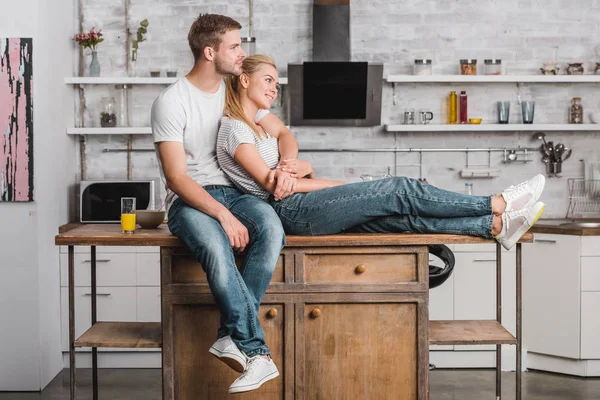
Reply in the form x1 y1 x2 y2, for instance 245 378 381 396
267 159 314 201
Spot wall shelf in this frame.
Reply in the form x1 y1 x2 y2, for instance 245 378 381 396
385 75 600 83
67 127 152 135
385 124 600 132
65 76 288 85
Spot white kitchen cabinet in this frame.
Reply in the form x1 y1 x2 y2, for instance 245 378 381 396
137 286 161 323
524 233 600 376
60 253 136 287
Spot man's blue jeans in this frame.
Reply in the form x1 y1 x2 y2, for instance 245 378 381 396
168 186 285 357
269 177 494 238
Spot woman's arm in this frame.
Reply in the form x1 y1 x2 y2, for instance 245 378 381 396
234 144 345 194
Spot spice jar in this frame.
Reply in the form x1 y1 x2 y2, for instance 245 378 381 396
460 59 477 75
484 59 502 75
414 59 432 75
100 96 117 128
569 97 583 124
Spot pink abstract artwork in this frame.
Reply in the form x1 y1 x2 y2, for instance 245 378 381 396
1 38 33 202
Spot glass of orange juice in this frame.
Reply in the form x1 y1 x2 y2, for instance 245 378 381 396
121 197 136 234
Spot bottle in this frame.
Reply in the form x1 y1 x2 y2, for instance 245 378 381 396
569 97 583 124
448 91 457 124
464 182 473 195
459 90 468 124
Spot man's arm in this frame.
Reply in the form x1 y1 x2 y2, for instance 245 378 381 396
155 141 249 252
256 112 298 160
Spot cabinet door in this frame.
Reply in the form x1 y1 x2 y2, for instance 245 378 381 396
166 302 286 400
581 292 600 359
300 301 422 400
523 234 581 359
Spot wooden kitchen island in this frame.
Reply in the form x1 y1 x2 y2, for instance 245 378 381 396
56 224 532 400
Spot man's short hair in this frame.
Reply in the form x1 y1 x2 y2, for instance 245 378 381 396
188 14 242 62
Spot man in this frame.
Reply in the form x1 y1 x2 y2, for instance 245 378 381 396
151 13 297 394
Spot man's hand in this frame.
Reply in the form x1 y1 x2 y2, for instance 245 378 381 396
278 159 314 178
267 169 297 200
217 211 249 253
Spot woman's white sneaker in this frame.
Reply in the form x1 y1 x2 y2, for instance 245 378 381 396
208 335 247 373
228 355 279 394
502 174 545 213
497 201 546 250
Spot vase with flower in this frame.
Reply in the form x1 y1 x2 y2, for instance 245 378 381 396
72 27 104 77
129 19 149 77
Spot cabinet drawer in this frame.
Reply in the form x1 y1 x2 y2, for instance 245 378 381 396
137 287 161 322
60 245 134 254
136 253 160 286
60 253 136 287
302 250 418 283
582 237 600 256
60 287 137 352
170 253 285 284
581 257 600 291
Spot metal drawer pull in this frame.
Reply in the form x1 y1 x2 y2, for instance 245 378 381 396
83 293 111 296
310 308 321 319
355 264 367 274
267 308 278 318
82 259 111 263
473 259 495 262
535 239 557 244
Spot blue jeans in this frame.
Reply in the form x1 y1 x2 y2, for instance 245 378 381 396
269 177 494 238
168 186 285 357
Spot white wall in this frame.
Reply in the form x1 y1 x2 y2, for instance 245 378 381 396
0 0 76 390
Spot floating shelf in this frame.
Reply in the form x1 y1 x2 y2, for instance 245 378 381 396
385 124 600 132
67 127 152 135
75 322 162 348
65 76 288 85
386 75 600 83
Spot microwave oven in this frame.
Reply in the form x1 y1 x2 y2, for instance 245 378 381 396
80 179 160 223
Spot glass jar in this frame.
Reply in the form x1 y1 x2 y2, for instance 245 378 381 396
460 59 477 75
116 85 129 127
414 59 432 75
448 91 457 124
484 59 502 75
100 96 117 128
464 182 473 195
570 97 583 124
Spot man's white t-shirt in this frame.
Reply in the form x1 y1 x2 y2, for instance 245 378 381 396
151 77 269 212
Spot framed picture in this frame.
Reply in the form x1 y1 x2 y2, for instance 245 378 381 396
1 37 33 202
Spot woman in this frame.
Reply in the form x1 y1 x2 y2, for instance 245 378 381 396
216 55 546 250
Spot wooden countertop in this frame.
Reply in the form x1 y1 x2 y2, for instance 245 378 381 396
56 223 532 247
531 224 600 236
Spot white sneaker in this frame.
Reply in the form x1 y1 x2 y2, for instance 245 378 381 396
208 336 247 373
497 201 546 250
502 174 545 213
228 355 279 394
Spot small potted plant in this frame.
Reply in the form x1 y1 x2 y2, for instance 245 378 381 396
130 19 149 76
73 27 104 77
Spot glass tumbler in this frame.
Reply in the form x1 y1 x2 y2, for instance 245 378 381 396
521 101 535 124
121 197 136 234
497 101 510 124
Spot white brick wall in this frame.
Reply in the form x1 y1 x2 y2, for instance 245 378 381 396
76 0 600 218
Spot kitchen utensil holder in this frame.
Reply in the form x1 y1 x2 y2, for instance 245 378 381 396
566 178 600 218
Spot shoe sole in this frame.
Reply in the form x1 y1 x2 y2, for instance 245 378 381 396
502 202 545 250
229 370 280 394
209 347 246 373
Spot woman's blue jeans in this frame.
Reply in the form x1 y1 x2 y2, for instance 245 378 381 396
168 186 285 357
269 177 494 238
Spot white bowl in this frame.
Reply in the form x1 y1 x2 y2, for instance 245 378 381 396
589 112 600 124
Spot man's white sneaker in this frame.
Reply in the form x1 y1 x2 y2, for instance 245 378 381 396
497 201 546 250
502 174 545 213
228 355 279 394
208 336 247 373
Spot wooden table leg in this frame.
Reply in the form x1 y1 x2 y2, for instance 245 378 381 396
516 243 522 400
496 243 502 400
69 245 76 400
91 246 98 400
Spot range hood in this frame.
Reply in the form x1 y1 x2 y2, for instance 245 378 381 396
288 0 383 127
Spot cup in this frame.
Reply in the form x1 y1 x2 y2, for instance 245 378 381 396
521 101 535 124
497 101 510 124
419 111 434 124
121 197 136 234
403 111 415 125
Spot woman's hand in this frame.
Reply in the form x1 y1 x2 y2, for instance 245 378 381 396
278 159 314 178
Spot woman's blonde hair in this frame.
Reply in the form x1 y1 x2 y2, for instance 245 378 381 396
225 54 277 138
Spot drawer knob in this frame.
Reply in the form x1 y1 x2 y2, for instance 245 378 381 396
355 264 367 274
267 308 278 318
310 308 321 319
